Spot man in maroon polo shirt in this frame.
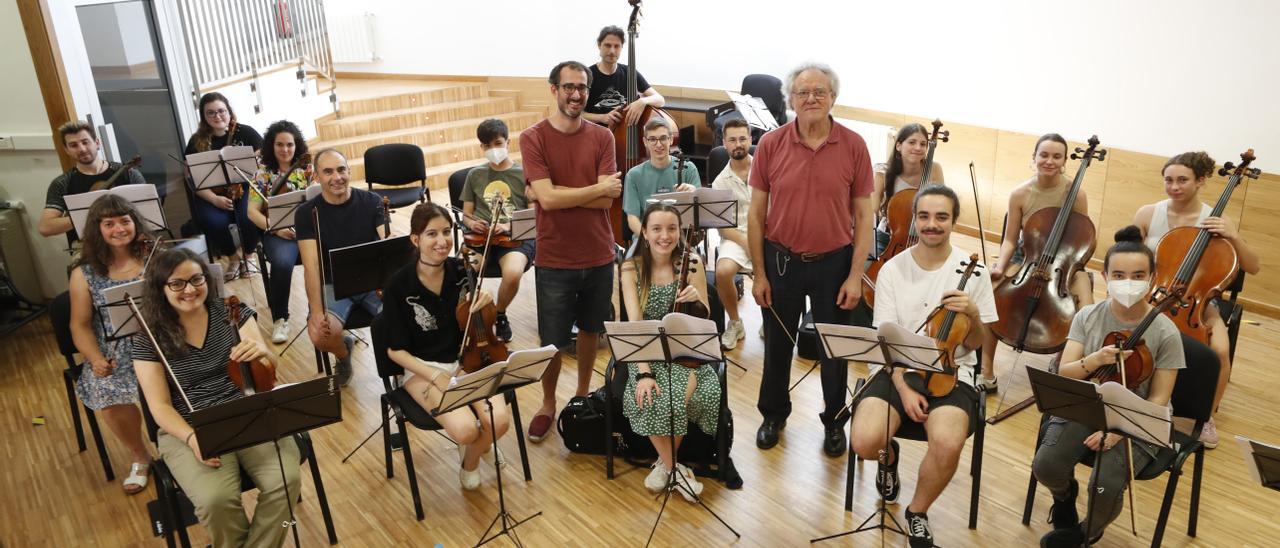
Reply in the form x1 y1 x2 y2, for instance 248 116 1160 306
748 62 875 457
520 60 623 442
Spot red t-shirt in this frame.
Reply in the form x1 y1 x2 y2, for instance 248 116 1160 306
521 119 618 269
749 119 874 254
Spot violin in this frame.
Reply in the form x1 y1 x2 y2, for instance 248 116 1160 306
1150 149 1260 342
269 152 312 196
89 155 143 192
670 227 710 370
864 119 948 308
456 247 509 374
610 0 678 245
1089 289 1183 390
224 295 276 394
991 135 1104 354
463 193 521 249
909 254 981 397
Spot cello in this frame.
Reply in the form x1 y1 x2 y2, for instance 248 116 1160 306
864 119 949 308
991 135 1104 354
611 0 678 245
908 253 981 397
1150 149 1260 342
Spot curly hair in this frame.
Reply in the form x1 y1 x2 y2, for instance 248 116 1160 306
260 120 308 174
1163 151 1216 181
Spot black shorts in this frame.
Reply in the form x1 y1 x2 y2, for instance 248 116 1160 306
854 371 979 436
467 240 535 269
535 262 614 349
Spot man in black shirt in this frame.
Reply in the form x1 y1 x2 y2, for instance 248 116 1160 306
295 148 387 385
583 25 666 127
39 120 145 241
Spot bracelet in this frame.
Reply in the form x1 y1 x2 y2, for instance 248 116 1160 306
185 431 196 446
634 372 655 382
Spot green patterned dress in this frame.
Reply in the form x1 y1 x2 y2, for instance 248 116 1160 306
623 281 721 437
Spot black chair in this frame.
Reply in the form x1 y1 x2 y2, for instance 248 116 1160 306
139 389 338 547
706 145 757 184
369 312 534 520
711 74 787 146
49 291 114 482
1021 334 1218 547
1217 272 1245 370
364 143 427 209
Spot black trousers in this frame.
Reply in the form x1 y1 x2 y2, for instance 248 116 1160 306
757 240 859 427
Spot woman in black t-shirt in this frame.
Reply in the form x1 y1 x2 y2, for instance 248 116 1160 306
379 202 511 491
185 92 264 279
132 248 300 547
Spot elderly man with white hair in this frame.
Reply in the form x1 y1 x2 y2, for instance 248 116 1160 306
748 62 875 458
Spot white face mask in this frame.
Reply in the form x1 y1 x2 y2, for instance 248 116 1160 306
1107 279 1149 308
484 146 508 165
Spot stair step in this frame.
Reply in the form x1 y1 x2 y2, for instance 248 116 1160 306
317 96 519 141
314 111 543 169
337 83 490 117
345 134 524 182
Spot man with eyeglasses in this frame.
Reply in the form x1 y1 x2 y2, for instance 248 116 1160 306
294 148 388 387
519 60 623 443
749 63 875 459
584 25 665 127
711 118 754 350
621 117 698 236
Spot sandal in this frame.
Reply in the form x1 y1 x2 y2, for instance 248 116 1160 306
122 461 150 495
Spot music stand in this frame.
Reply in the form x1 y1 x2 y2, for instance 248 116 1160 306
726 91 781 133
603 313 741 547
267 189 308 233
188 375 342 548
186 146 257 192
431 348 558 548
809 322 947 545
1025 367 1173 544
328 236 414 300
509 208 536 241
1236 436 1280 493
65 183 170 237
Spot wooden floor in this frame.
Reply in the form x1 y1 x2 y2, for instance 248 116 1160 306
5 191 1280 547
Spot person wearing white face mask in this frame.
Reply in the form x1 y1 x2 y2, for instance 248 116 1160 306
460 119 537 342
1031 225 1185 547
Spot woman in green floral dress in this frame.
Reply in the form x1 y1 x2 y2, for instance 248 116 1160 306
620 203 721 501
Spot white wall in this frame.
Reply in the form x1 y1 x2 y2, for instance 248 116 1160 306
325 0 1280 172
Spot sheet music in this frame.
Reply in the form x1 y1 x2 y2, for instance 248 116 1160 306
649 187 738 229
509 207 536 241
814 323 882 362
1096 382 1173 447
187 146 257 190
266 189 307 232
436 364 503 414
65 184 166 235
603 320 668 362
497 345 558 387
727 91 779 131
661 312 722 362
814 322 945 372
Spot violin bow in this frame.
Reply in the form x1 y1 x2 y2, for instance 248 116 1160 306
968 162 991 269
125 293 197 413
1113 337 1140 537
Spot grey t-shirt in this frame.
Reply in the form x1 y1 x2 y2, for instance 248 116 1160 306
1065 299 1185 399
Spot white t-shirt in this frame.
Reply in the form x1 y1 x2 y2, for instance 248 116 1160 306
872 244 999 386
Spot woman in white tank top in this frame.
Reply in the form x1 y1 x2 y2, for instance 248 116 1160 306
1132 151 1261 449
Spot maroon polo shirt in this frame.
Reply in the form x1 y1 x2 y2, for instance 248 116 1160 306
521 118 618 269
749 118 874 254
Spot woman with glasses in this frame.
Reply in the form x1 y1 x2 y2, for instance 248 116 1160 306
67 194 155 494
132 247 300 548
185 92 264 281
621 117 699 237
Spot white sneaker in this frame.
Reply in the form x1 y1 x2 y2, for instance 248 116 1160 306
459 444 481 490
271 318 290 344
720 320 745 349
975 375 999 393
674 463 704 502
644 461 670 493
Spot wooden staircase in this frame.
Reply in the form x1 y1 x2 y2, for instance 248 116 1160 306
313 81 544 190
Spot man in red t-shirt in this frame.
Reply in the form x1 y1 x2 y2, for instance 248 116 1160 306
748 63 875 458
520 60 623 442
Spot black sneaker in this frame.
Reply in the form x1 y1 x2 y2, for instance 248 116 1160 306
876 439 900 503
1048 479 1079 529
495 312 513 342
335 335 355 387
904 509 935 548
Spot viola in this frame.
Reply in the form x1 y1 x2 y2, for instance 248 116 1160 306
1089 289 1183 390
1150 149 1260 342
89 155 143 192
670 227 710 369
908 254 980 397
456 247 509 374
864 119 948 308
224 296 277 394
610 0 678 245
991 135 1104 354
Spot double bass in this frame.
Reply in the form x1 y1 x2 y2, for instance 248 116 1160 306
864 119 949 308
908 253 981 397
610 0 678 245
1150 149 1260 342
991 135 1104 354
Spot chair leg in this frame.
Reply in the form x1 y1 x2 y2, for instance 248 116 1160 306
154 475 178 548
508 391 533 482
844 433 855 512
397 416 424 521
969 422 985 529
315 348 331 376
63 368 87 452
1151 469 1181 548
381 398 394 479
1188 447 1204 537
305 450 339 545
85 408 114 481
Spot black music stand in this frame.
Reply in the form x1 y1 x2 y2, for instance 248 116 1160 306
1236 436 1280 493
1025 367 1173 546
604 314 741 547
809 322 947 546
329 236 414 300
431 351 556 548
188 376 343 548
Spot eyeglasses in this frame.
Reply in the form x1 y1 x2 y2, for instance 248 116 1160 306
204 108 229 118
791 89 831 101
557 83 589 95
165 274 207 292
644 135 671 144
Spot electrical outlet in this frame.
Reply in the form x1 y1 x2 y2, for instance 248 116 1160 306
0 200 24 210
0 136 14 150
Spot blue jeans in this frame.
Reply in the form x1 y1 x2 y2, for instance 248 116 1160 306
191 193 258 257
262 233 299 321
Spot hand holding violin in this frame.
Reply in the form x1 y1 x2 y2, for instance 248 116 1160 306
468 217 491 234
229 338 270 365
940 289 980 319
1081 346 1134 374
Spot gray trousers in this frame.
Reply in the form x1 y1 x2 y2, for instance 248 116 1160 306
1031 418 1157 538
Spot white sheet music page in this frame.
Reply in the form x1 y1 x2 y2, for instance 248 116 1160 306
498 345 558 387
661 313 721 362
1096 382 1172 447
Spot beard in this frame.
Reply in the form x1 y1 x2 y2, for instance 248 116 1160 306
558 99 583 119
730 148 748 160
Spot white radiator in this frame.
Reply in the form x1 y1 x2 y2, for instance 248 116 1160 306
329 12 377 63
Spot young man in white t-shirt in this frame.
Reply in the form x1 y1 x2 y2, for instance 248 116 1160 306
849 184 998 548
712 118 754 349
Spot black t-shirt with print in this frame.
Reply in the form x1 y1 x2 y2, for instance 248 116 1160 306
184 124 264 154
381 258 467 364
293 188 387 281
587 63 651 116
